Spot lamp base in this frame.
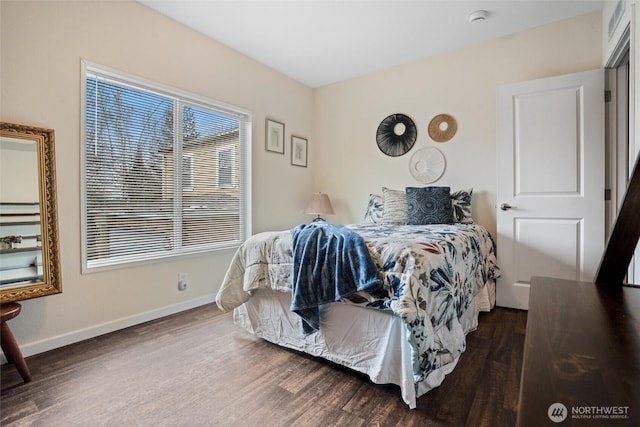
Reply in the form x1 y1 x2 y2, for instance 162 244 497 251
311 216 326 222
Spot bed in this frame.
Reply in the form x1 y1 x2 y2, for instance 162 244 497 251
216 190 500 409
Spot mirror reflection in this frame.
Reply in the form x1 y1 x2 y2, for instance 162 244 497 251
0 136 43 286
0 122 61 302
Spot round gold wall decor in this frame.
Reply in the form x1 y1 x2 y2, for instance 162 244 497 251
428 114 457 142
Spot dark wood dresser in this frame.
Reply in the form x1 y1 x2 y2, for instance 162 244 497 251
517 277 640 426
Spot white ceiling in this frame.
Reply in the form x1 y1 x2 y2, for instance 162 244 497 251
139 0 605 88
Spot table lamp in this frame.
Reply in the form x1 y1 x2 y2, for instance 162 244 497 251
304 192 335 222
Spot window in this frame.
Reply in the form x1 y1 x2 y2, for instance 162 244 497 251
81 62 251 272
217 146 235 188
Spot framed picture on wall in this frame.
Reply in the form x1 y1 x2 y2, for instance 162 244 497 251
291 136 307 167
265 119 285 154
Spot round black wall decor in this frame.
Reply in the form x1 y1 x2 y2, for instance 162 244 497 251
376 113 417 157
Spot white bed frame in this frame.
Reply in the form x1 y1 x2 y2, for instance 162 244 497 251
233 282 495 409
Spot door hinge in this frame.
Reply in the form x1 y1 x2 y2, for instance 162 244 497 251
605 188 611 201
605 90 612 103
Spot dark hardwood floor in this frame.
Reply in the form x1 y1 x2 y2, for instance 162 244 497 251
1 304 526 426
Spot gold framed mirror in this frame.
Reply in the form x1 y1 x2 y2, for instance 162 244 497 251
1 122 61 302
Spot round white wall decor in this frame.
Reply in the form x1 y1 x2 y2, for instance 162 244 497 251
409 147 446 183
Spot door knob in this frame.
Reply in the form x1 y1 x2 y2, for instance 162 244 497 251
500 203 515 211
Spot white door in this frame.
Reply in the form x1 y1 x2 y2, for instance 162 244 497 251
496 69 605 309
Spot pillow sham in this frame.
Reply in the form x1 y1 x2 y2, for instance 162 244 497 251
451 188 473 223
381 187 407 225
406 186 453 225
364 193 384 224
371 187 473 225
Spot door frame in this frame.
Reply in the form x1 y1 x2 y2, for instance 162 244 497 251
605 20 637 284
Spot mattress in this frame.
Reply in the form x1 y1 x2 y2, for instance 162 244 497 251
233 281 494 409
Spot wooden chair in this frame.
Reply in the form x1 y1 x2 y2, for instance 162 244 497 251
1 302 32 382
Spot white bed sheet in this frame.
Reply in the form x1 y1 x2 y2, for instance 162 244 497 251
233 281 495 409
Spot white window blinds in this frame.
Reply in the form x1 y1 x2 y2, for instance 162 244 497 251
82 62 251 271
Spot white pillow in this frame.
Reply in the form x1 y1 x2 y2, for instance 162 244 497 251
364 194 383 224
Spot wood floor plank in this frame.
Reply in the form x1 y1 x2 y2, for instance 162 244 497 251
504 332 525 414
412 313 494 425
466 360 510 426
1 304 526 426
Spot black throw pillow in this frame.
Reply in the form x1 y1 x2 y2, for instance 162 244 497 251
406 186 453 225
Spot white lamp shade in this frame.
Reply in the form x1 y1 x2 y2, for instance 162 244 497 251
304 193 335 216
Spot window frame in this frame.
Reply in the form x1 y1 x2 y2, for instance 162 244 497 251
80 60 252 273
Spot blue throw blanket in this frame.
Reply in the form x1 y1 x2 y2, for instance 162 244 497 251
290 222 382 334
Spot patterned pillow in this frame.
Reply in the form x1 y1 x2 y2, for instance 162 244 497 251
364 193 383 224
381 187 407 225
406 186 453 225
451 188 473 223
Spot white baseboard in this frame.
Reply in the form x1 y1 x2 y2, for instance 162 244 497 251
1 294 216 364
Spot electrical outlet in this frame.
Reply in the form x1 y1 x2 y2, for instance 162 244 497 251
178 273 188 291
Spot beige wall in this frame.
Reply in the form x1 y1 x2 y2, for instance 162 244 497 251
314 11 603 238
1 0 313 357
1 1 606 358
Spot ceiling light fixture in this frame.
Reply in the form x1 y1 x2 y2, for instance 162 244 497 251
468 10 488 23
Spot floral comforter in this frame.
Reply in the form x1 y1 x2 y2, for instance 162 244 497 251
216 223 500 383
